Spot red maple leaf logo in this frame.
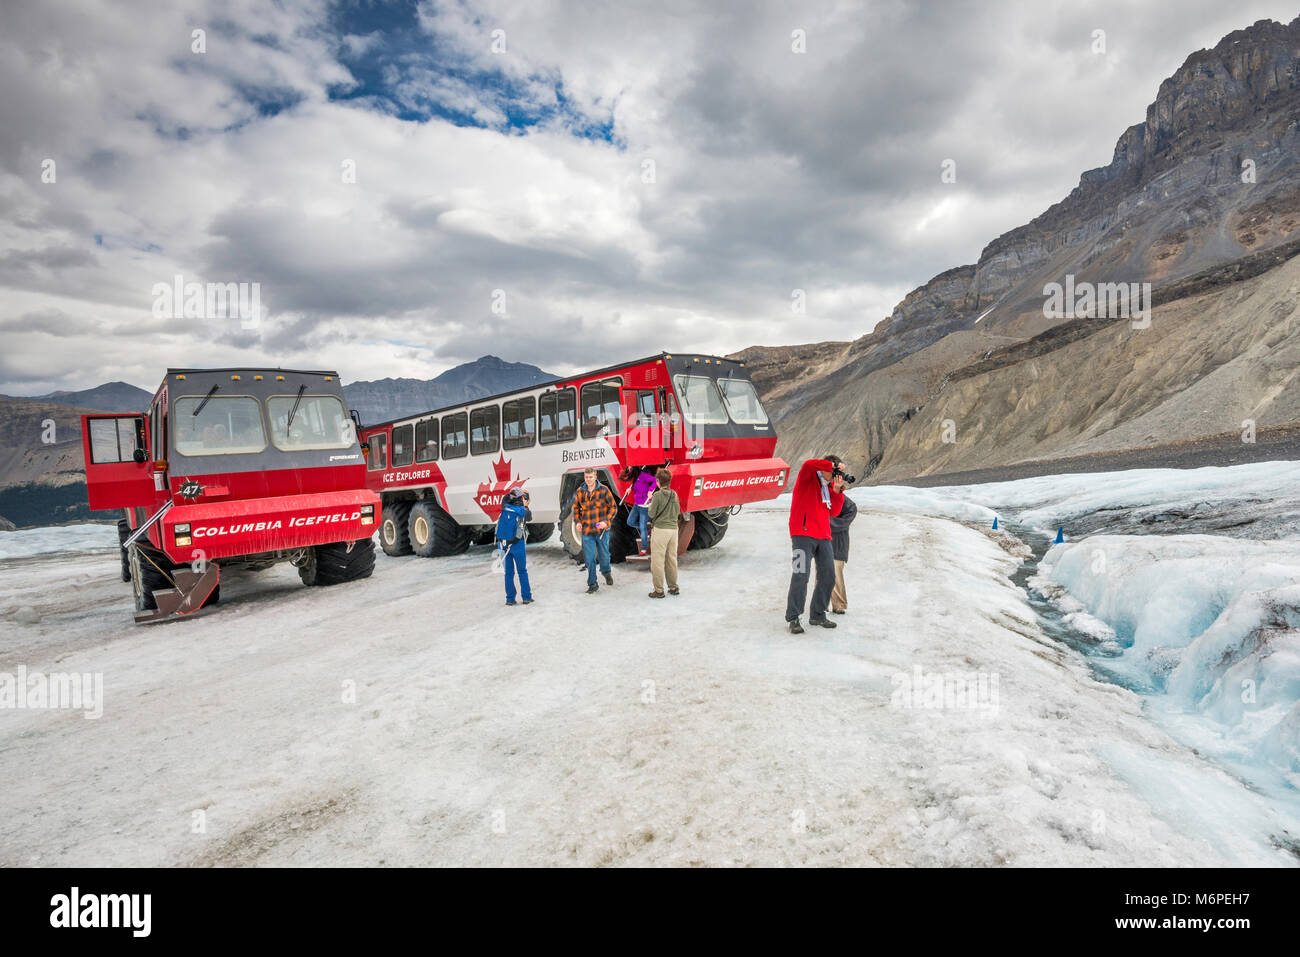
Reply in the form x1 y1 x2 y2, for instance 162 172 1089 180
475 452 528 521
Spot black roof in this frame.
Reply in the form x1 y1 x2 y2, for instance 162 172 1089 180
165 367 341 377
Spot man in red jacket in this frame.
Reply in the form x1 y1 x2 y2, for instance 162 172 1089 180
786 456 845 633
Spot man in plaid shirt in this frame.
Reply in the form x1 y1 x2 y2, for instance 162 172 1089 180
572 467 617 593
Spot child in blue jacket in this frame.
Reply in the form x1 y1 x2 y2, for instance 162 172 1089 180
497 488 533 606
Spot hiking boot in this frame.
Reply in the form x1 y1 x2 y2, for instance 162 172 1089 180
505 601 516 606
523 599 534 604
809 617 837 628
832 609 846 615
668 587 679 596
586 585 599 594
648 590 665 599
788 619 805 634
604 572 613 586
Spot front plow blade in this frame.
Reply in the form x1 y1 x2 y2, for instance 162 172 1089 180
135 564 220 624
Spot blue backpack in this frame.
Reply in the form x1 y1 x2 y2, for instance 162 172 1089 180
496 503 526 544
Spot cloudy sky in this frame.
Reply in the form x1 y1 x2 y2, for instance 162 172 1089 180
1 0 1296 392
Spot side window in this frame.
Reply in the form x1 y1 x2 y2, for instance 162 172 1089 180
470 406 500 456
367 433 387 471
415 417 438 463
636 390 656 425
442 412 468 458
580 379 622 439
88 416 144 464
539 388 576 444
391 424 414 468
151 404 162 461
503 397 536 451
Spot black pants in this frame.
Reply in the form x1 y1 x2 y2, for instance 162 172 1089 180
787 535 834 621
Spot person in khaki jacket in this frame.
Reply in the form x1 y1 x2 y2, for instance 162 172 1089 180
646 467 681 598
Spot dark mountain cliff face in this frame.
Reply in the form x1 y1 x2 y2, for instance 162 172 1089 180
741 17 1300 480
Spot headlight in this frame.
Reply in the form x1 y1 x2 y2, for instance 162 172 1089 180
693 478 703 496
174 523 192 547
360 504 375 526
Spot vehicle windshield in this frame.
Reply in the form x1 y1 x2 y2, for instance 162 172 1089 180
174 395 267 456
671 374 729 424
267 395 353 451
717 377 769 424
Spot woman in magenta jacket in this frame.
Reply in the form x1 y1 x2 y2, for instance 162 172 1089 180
625 467 659 555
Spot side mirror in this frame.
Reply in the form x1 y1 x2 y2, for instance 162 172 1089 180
133 448 147 464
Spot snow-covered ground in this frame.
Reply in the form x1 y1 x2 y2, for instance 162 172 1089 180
853 462 1300 843
854 460 1300 540
0 522 117 561
2 502 1296 865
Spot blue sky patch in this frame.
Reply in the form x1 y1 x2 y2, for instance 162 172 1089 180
326 0 617 141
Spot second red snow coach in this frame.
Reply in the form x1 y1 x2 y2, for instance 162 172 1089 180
361 352 788 563
83 368 381 622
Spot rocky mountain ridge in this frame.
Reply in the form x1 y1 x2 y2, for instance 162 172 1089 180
737 17 1300 481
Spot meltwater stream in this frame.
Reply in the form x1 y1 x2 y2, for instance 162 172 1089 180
996 516 1300 858
1007 529 1151 693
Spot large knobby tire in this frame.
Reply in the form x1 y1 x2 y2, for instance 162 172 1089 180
129 544 221 611
558 499 584 563
608 503 639 564
525 522 554 543
129 543 171 612
688 508 730 550
299 538 376 586
408 499 470 557
379 502 413 556
117 518 132 582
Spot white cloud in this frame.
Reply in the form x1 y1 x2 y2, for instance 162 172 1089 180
0 0 1296 392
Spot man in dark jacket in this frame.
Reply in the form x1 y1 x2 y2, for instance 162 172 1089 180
786 456 844 633
828 466 857 614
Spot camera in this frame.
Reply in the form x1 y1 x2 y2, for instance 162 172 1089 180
832 467 856 485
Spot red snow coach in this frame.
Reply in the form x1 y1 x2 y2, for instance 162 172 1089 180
360 352 788 563
83 368 381 622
